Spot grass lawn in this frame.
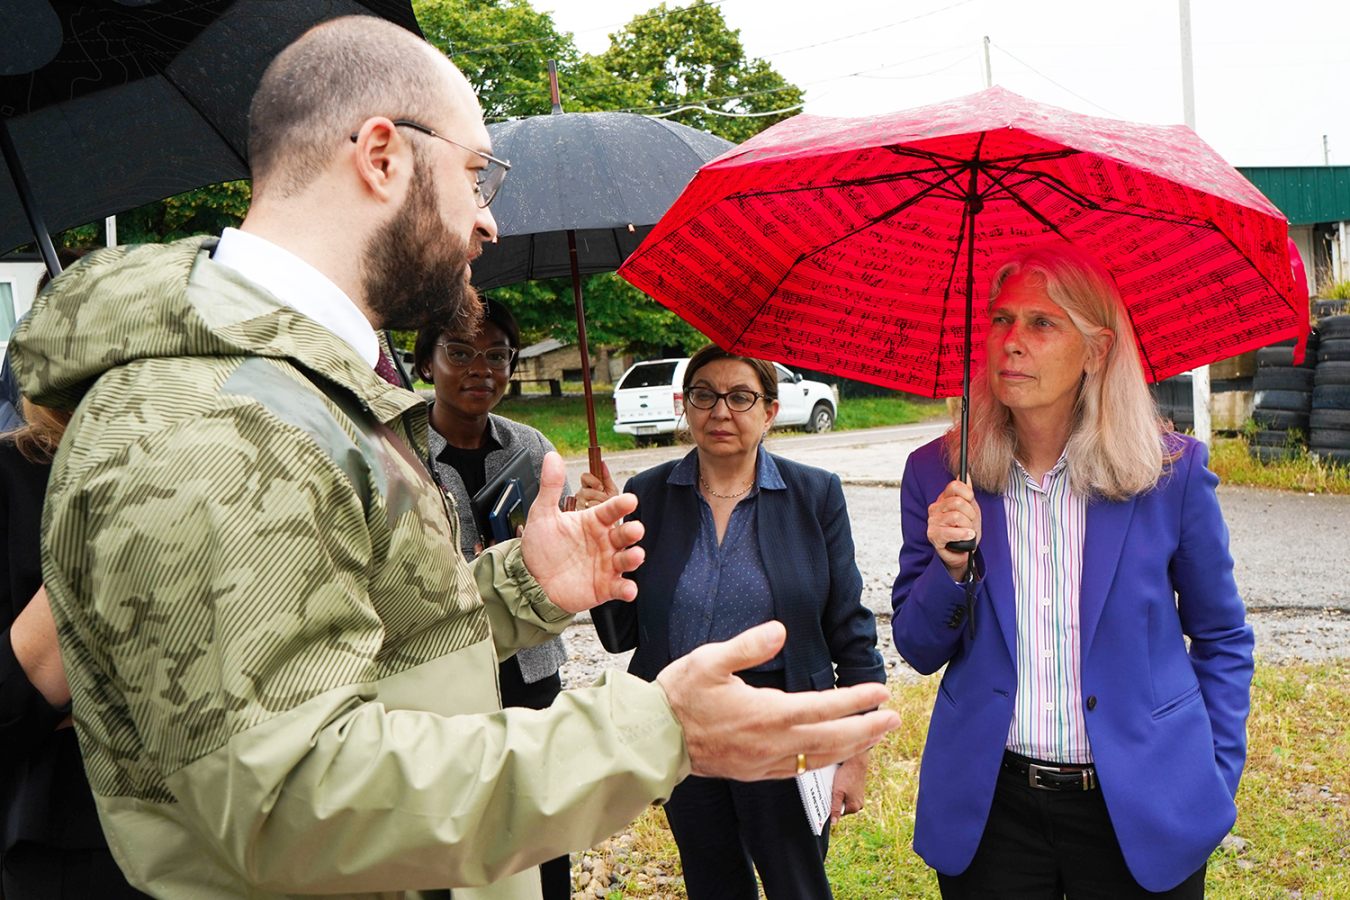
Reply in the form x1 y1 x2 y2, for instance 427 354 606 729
597 661 1350 899
490 391 946 456
1209 436 1350 495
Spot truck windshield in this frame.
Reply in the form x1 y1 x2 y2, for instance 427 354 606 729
617 362 679 390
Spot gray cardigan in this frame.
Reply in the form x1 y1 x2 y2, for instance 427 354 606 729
428 410 570 683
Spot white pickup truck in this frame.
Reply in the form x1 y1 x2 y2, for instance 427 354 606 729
612 358 837 446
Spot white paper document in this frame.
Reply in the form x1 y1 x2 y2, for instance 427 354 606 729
795 764 838 835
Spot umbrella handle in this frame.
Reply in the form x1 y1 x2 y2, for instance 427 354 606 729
946 537 977 553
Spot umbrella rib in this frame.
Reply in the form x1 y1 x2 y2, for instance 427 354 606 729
985 176 1078 242
725 166 961 202
792 170 967 264
160 73 250 171
974 155 1104 211
731 172 966 352
887 145 1080 170
726 149 1079 202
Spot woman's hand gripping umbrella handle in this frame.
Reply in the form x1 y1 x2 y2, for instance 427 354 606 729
930 479 981 638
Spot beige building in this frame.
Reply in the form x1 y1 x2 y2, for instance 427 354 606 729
513 339 632 390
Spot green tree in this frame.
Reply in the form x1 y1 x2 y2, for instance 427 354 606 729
415 0 643 118
594 1 802 142
492 272 705 357
54 181 250 249
423 0 802 356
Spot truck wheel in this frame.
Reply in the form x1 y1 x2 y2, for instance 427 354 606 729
810 402 835 434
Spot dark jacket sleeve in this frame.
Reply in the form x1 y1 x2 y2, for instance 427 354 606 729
0 443 65 770
0 629 68 769
890 444 973 675
816 472 885 686
591 474 642 653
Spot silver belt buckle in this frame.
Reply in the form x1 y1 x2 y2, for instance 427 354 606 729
1026 762 1060 790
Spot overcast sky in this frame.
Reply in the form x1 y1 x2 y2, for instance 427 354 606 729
534 0 1347 168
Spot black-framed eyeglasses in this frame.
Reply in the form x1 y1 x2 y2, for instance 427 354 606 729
349 120 511 207
685 387 767 412
436 341 516 370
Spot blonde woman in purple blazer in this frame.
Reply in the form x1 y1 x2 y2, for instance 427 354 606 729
891 244 1253 899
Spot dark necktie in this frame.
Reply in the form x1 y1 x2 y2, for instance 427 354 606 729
374 350 402 386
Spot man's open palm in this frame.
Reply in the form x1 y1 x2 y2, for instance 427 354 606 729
521 453 645 613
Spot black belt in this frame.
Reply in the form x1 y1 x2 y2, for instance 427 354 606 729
1002 750 1098 791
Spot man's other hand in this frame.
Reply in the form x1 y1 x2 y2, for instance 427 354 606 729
656 622 899 780
521 452 645 613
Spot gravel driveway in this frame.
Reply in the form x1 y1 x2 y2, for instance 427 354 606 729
558 424 1350 688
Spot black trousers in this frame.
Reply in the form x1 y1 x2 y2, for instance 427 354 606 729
497 655 570 900
2 841 151 900
937 758 1207 899
663 774 832 900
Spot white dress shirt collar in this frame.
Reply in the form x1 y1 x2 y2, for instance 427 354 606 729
212 227 379 367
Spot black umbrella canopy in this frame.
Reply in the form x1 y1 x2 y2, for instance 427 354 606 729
471 110 733 290
0 0 422 258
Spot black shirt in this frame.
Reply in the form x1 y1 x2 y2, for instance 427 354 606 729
435 433 501 499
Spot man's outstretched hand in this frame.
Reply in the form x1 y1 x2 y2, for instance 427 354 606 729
520 453 645 613
657 622 899 780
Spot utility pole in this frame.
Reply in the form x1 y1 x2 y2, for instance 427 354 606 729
1179 0 1210 446
1325 135 1331 165
983 36 992 88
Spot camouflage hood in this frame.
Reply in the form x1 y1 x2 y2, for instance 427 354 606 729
11 235 416 423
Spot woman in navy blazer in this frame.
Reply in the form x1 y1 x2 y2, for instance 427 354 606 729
892 245 1253 898
583 345 885 900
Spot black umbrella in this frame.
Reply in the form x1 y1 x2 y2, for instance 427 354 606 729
0 0 422 278
472 64 733 477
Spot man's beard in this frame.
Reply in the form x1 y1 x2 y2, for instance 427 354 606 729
362 156 483 333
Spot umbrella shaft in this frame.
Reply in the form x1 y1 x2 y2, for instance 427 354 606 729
0 119 62 281
959 173 979 486
567 230 603 478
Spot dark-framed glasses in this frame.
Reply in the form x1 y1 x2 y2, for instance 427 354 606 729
436 341 516 370
685 387 767 412
349 120 511 207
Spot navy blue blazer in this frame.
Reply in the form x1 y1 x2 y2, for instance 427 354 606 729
891 435 1253 892
593 449 885 694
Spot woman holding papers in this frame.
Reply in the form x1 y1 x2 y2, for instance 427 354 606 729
412 297 572 900
578 344 884 900
890 245 1252 899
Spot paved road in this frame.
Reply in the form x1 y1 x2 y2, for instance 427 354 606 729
563 421 951 488
564 424 1350 660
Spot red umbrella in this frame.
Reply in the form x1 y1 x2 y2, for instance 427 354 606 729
618 85 1308 494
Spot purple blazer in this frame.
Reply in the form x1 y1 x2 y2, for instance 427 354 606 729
891 435 1253 892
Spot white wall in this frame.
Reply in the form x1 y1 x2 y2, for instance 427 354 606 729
1289 225 1314 291
0 260 50 353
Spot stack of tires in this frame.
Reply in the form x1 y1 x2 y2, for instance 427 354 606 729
1250 332 1318 463
1151 374 1193 433
1311 314 1350 466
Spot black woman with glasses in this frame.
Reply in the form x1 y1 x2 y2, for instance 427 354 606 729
577 344 885 900
411 297 573 900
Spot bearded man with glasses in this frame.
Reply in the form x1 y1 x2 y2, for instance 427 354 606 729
8 14 897 900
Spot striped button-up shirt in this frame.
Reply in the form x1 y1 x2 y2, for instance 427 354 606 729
1003 454 1092 764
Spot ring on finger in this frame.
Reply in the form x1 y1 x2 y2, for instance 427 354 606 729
796 753 807 776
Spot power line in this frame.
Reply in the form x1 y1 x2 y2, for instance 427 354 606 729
613 83 802 113
988 42 1121 118
646 103 804 119
762 0 975 58
488 44 974 119
851 53 976 81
